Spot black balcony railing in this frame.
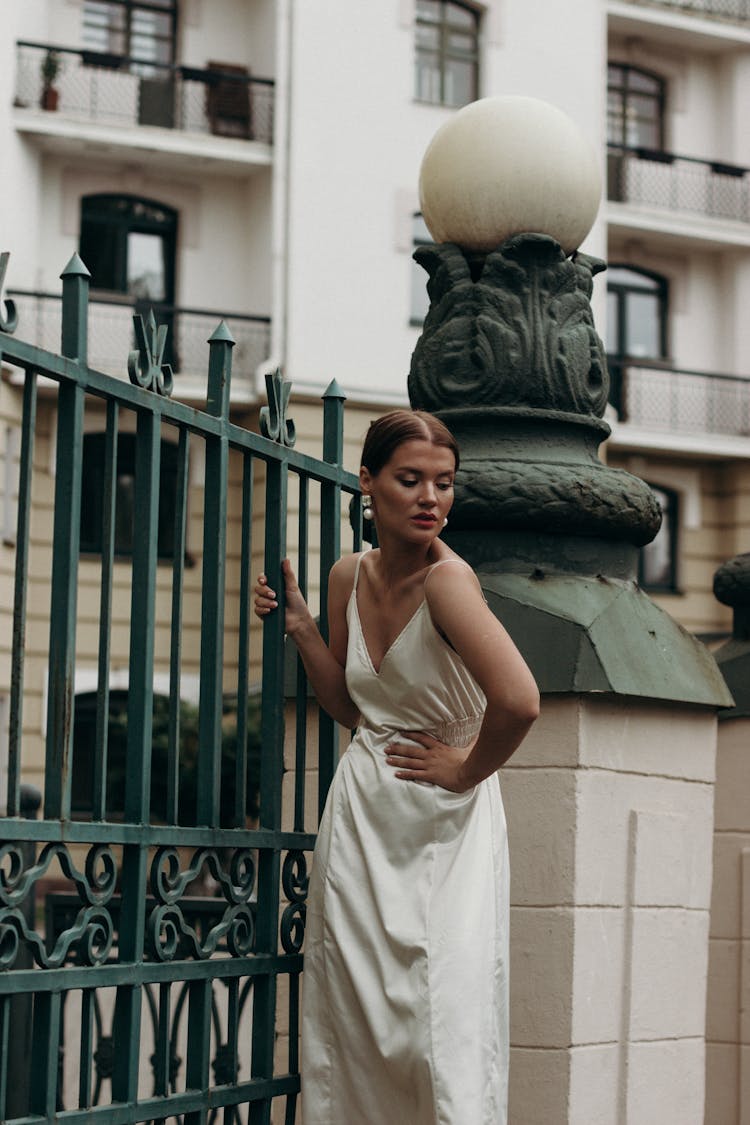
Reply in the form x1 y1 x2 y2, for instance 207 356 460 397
619 0 750 23
14 41 274 144
607 145 750 223
8 291 271 385
608 356 750 436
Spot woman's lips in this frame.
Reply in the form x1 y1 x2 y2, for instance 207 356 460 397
411 514 437 524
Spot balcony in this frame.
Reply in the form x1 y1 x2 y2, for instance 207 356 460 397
609 357 750 438
13 42 274 156
7 291 271 393
614 0 750 22
607 145 750 226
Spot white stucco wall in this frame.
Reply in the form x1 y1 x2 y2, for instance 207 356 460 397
282 0 607 400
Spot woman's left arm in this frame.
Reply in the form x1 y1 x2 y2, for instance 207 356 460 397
386 564 539 791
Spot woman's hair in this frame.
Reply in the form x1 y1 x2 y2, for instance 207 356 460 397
360 410 459 476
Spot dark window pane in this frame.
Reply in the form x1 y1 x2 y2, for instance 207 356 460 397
415 1 478 107
640 486 677 590
80 431 179 559
608 63 665 150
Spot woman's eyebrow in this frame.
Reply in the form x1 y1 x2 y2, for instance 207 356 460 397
396 466 454 476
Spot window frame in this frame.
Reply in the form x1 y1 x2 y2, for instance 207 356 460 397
79 193 178 303
607 63 666 152
82 0 178 67
638 483 680 594
415 0 480 108
79 431 181 561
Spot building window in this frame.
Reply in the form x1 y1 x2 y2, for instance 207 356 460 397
607 265 668 416
608 64 665 150
82 0 177 67
71 691 261 824
80 194 177 302
415 0 479 108
80 432 179 559
410 213 434 325
639 485 679 592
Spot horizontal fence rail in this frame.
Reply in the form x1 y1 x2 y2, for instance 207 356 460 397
619 0 750 22
607 145 750 223
8 290 271 386
14 41 275 145
0 250 360 1123
609 356 750 436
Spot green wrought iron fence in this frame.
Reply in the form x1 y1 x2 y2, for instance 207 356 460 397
0 250 361 1124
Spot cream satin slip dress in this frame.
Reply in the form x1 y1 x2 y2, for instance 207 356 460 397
301 556 510 1125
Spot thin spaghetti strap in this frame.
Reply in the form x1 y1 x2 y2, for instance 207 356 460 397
424 558 472 587
352 552 365 591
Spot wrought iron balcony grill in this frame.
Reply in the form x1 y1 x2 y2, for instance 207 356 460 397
607 145 750 223
14 41 274 144
620 0 750 22
609 356 750 436
7 290 271 386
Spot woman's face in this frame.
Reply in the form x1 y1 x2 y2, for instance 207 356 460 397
360 439 455 544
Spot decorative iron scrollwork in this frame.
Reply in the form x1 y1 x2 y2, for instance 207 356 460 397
280 850 308 954
128 310 174 396
0 252 18 334
0 904 113 969
0 841 116 909
146 847 257 962
150 846 255 905
259 368 296 447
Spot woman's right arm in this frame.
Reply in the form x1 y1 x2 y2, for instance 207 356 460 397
254 556 360 729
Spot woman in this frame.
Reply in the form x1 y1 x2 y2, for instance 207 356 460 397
254 409 539 1125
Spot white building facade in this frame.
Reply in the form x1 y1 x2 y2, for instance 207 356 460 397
1 2 749 1122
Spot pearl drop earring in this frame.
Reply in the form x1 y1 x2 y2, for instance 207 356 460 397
443 517 448 527
362 495 374 521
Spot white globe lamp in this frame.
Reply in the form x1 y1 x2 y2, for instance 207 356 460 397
419 96 601 257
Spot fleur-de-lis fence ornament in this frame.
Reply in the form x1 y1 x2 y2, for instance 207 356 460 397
0 252 18 334
259 368 296 447
128 310 174 396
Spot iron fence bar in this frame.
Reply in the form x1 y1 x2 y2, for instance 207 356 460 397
234 454 254 828
318 380 346 816
0 818 317 848
294 473 309 834
78 989 95 1108
0 995 9 1118
44 379 85 820
8 1074 301 1125
185 979 212 1125
30 990 63 1116
7 370 37 817
251 448 289 1125
196 326 234 826
167 427 190 824
153 982 171 1098
93 399 118 821
113 409 161 1104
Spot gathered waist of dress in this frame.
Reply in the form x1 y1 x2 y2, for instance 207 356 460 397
355 714 484 750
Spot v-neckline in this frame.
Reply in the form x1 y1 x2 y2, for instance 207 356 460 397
352 588 426 677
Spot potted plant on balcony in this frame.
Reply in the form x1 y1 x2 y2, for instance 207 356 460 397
40 50 61 111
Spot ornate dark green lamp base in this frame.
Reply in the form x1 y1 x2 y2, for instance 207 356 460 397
408 233 732 707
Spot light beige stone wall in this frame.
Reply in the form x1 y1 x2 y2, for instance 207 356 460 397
504 694 717 1125
608 452 750 637
706 715 750 1125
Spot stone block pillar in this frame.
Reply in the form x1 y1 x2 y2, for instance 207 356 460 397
706 553 750 1125
505 697 717 1125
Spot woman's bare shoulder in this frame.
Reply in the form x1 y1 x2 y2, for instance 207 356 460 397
328 551 368 593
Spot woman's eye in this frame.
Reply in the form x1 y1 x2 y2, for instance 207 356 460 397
437 482 453 491
400 479 418 487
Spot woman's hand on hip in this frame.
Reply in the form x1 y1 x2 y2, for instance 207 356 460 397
385 731 474 793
